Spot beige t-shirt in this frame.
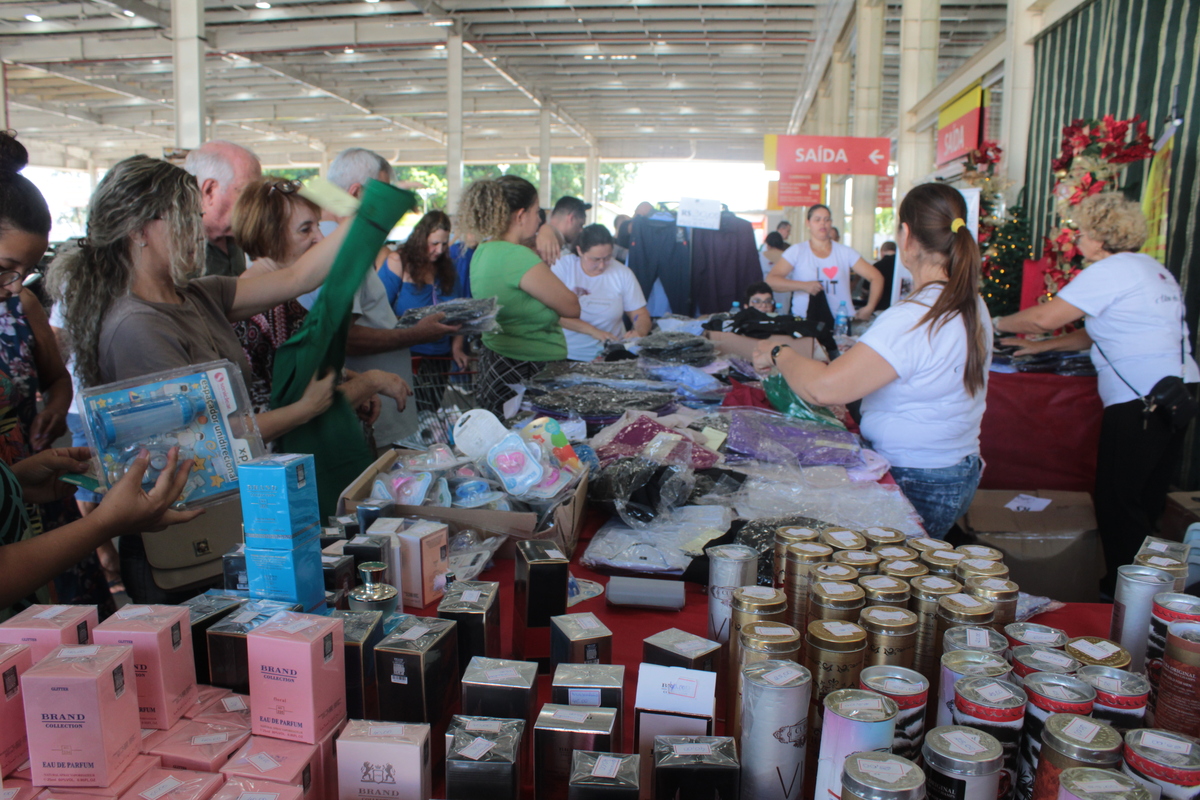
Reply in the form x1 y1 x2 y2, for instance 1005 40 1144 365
98 275 253 386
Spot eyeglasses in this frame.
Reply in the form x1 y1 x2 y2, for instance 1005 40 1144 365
749 298 774 307
268 179 302 195
0 271 24 289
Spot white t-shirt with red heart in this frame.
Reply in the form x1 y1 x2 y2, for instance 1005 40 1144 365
780 240 863 317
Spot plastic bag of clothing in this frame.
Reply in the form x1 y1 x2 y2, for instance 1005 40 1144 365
591 411 720 469
529 384 676 418
762 372 846 428
655 315 707 336
639 357 729 402
395 296 500 334
725 407 861 467
629 330 716 366
735 477 925 537
588 430 697 529
581 505 733 575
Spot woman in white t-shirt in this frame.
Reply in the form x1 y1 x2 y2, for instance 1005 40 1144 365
551 224 650 361
753 184 991 538
767 204 884 320
995 192 1199 596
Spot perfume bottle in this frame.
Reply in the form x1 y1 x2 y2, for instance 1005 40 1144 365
348 561 398 614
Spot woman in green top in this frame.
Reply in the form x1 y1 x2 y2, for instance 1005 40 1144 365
462 175 580 417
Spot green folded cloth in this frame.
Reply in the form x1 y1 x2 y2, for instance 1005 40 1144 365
271 180 417 517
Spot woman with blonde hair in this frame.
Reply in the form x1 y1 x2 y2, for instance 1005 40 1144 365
996 192 1199 595
461 175 579 417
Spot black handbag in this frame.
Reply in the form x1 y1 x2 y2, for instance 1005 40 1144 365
1095 318 1198 431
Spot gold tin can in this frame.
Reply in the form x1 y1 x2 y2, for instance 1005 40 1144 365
731 621 802 741
834 550 882 576
785 542 834 637
808 580 866 629
728 586 787 720
922 549 967 577
1064 636 1132 670
910 537 955 555
775 526 820 587
935 593 996 663
858 575 911 609
873 545 919 563
812 562 860 585
859 605 918 669
965 577 1019 631
804 618 868 776
910 575 964 684
955 558 1010 582
1133 553 1189 592
956 544 1004 562
882 560 929 580
861 527 908 548
821 528 868 552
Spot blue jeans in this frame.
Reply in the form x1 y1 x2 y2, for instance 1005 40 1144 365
890 454 983 539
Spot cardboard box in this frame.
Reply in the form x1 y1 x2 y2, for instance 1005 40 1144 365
244 531 324 610
338 449 589 558
93 606 197 730
42 754 161 800
336 720 431 800
1160 491 1200 543
219 736 317 799
0 643 33 776
116 768 224 800
246 613 346 745
397 520 449 609
633 665 716 799
210 777 304 800
960 489 1103 603
181 686 232 720
238 453 321 547
0 605 99 662
147 721 251 772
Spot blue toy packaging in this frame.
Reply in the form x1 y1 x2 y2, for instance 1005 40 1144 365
79 359 264 510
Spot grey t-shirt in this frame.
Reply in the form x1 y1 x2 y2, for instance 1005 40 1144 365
98 276 253 386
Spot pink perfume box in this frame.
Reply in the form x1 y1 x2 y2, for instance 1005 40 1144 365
335 720 431 800
139 722 186 756
191 695 250 730
218 737 316 799
182 687 231 720
397 520 449 609
310 720 345 800
246 614 345 745
22 645 140 787
209 777 304 800
115 768 224 800
1 779 42 800
1 643 33 776
39 755 161 800
94 607 197 730
148 722 251 773
0 606 99 662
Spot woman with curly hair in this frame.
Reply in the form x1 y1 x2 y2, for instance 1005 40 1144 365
460 175 579 417
996 192 1199 596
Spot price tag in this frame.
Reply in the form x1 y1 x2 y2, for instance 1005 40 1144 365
976 682 1015 703
279 618 318 635
966 628 991 648
938 552 966 562
820 582 853 595
139 776 184 800
237 794 280 800
830 531 858 545
222 696 248 712
982 579 1010 590
553 709 591 723
320 555 341 564
675 639 709 653
844 552 873 562
231 610 260 625
591 755 622 779
191 733 230 746
741 587 776 599
963 559 995 570
116 606 154 619
398 625 430 641
58 646 99 658
368 725 408 736
883 679 916 693
878 548 907 558
753 625 793 636
33 605 70 619
1023 630 1061 643
485 667 522 681
949 593 981 607
942 730 988 755
664 678 699 698
142 728 158 739
1075 780 1128 794
466 719 504 733
1070 640 1119 659
460 590 482 604
1042 685 1073 701
870 610 907 622
576 615 602 630
856 758 911 784
545 549 566 560
1147 556 1179 567
1140 731 1192 754
677 197 722 231
569 688 602 706
924 578 955 590
1062 718 1101 743
1147 542 1170 552
248 752 282 773
672 743 713 756
458 737 497 760
1094 677 1123 693
863 578 894 589
763 666 805 686
1031 650 1073 667
1 789 18 800
824 622 859 637
842 697 883 711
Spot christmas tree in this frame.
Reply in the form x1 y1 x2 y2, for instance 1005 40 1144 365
981 204 1031 317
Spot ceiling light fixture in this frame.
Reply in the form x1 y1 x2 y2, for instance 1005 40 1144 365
431 19 453 25
343 46 355 54
433 44 445 50
255 2 270 8
122 9 136 16
364 0 380 4
24 13 42 22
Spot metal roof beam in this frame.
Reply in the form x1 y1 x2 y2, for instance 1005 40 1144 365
787 0 855 134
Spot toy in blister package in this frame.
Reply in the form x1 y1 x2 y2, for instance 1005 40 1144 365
79 359 264 509
519 416 583 472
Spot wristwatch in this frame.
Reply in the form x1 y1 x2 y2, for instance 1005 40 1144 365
770 344 785 365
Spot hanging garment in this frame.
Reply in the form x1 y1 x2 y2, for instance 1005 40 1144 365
271 181 417 516
626 215 691 317
690 212 763 315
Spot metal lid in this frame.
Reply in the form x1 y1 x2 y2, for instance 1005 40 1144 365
859 575 911 601
860 665 929 698
776 526 820 545
937 593 995 623
1065 637 1131 668
1022 672 1095 707
1005 622 1069 648
825 688 899 722
787 542 835 566
862 527 908 547
807 619 867 650
882 560 928 579
1058 768 1151 800
834 550 881 570
740 621 802 652
955 545 1004 561
941 649 1010 678
921 549 967 573
1013 645 1080 674
841 752 925 800
873 545 919 562
1135 553 1187 576
353 562 398 603
1152 593 1200 617
1115 565 1176 589
821 528 868 552
955 559 1010 581
965 577 1019 601
1076 665 1150 699
910 575 963 600
943 625 1007 655
1042 714 1122 763
811 580 866 608
813 563 860 583
954 676 1027 712
859 606 918 635
1122 729 1200 778
732 586 787 613
743 659 812 690
922 725 1004 775
707 544 760 562
910 537 954 554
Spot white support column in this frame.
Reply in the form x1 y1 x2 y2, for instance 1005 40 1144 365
538 106 552 209
171 0 206 149
446 28 464 215
828 44 851 234
851 0 884 253
1000 0 1043 195
0 64 8 132
896 0 940 202
584 147 599 223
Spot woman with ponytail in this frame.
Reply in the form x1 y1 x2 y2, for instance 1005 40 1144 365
754 183 991 538
461 175 580 417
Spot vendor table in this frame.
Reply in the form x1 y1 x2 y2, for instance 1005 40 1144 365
979 371 1104 494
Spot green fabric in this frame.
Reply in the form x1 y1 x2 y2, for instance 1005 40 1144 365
763 372 846 429
471 240 567 361
271 181 417 517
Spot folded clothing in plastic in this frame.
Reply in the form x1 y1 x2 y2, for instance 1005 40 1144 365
725 407 861 466
591 411 720 469
581 505 733 575
633 330 716 366
529 384 676 418
396 296 499 333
